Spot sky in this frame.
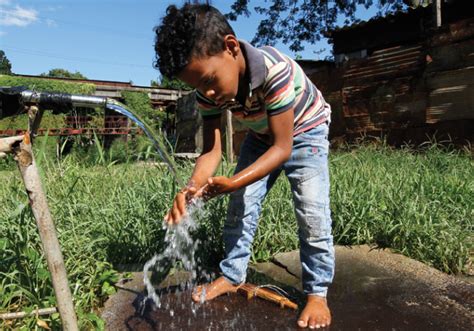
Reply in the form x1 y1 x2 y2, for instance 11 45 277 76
0 0 378 86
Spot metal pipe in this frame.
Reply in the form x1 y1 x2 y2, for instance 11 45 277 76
20 90 107 108
435 0 442 28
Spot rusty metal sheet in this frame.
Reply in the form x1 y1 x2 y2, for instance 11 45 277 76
426 66 474 123
343 44 423 84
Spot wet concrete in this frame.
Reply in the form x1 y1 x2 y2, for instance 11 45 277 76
102 269 301 330
102 245 473 330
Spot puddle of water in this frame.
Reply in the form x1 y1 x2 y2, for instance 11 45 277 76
107 269 303 331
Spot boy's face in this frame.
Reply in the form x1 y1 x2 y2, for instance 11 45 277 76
177 35 245 106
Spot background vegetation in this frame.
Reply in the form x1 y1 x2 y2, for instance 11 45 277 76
0 51 13 75
121 90 166 130
40 68 88 80
0 75 95 95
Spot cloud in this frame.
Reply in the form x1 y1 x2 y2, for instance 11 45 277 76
0 31 6 36
0 4 38 27
0 0 11 6
45 19 57 27
46 5 62 12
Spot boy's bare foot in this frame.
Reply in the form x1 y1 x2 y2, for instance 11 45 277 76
191 276 240 303
297 295 331 329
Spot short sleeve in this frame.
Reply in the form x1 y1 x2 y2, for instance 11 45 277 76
196 90 223 119
263 62 296 116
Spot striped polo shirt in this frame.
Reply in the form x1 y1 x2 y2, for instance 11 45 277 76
197 40 331 138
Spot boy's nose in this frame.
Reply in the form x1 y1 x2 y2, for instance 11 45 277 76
205 90 216 99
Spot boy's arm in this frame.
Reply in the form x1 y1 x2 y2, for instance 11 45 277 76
204 109 293 197
165 115 222 224
188 115 223 189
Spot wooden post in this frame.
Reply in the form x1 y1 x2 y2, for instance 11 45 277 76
11 106 79 330
225 109 234 163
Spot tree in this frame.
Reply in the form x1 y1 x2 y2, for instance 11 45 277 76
152 76 192 90
40 68 87 80
0 50 12 75
226 0 433 52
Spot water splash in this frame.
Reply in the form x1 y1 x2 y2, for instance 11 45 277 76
105 98 185 187
143 199 205 308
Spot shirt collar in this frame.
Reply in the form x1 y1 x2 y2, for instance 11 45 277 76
239 40 266 92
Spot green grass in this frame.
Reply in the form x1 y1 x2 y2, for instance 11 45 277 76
329 144 473 274
0 141 472 329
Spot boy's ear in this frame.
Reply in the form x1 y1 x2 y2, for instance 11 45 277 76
223 35 240 57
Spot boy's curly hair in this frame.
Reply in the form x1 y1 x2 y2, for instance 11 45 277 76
153 4 235 79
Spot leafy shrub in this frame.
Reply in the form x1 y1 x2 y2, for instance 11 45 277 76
0 75 95 95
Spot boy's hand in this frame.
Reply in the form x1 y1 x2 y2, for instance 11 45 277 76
164 185 199 225
202 176 237 199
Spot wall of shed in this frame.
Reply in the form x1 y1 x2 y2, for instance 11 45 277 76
307 17 474 146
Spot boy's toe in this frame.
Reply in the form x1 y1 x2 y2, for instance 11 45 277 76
308 316 318 329
323 315 331 326
191 286 203 302
297 316 309 328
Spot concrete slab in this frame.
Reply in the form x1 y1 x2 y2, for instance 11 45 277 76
269 245 473 330
102 245 473 330
250 261 302 291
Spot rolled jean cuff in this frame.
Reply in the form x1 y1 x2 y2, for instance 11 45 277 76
306 290 328 298
221 273 244 286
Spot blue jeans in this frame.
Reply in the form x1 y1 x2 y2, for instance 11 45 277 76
220 123 335 296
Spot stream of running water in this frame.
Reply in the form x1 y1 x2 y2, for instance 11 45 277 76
106 98 185 188
105 99 205 311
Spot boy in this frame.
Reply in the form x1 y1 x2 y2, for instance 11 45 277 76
155 4 334 329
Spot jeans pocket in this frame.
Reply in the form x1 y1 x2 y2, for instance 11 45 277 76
288 137 329 184
297 123 329 143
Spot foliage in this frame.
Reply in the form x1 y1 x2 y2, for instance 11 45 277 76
0 111 69 129
153 76 193 91
0 50 12 75
328 142 473 275
121 90 165 129
226 0 412 52
0 75 95 95
40 68 87 80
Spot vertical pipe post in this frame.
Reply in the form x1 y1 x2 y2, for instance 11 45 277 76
434 0 442 28
225 109 234 164
13 106 79 330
